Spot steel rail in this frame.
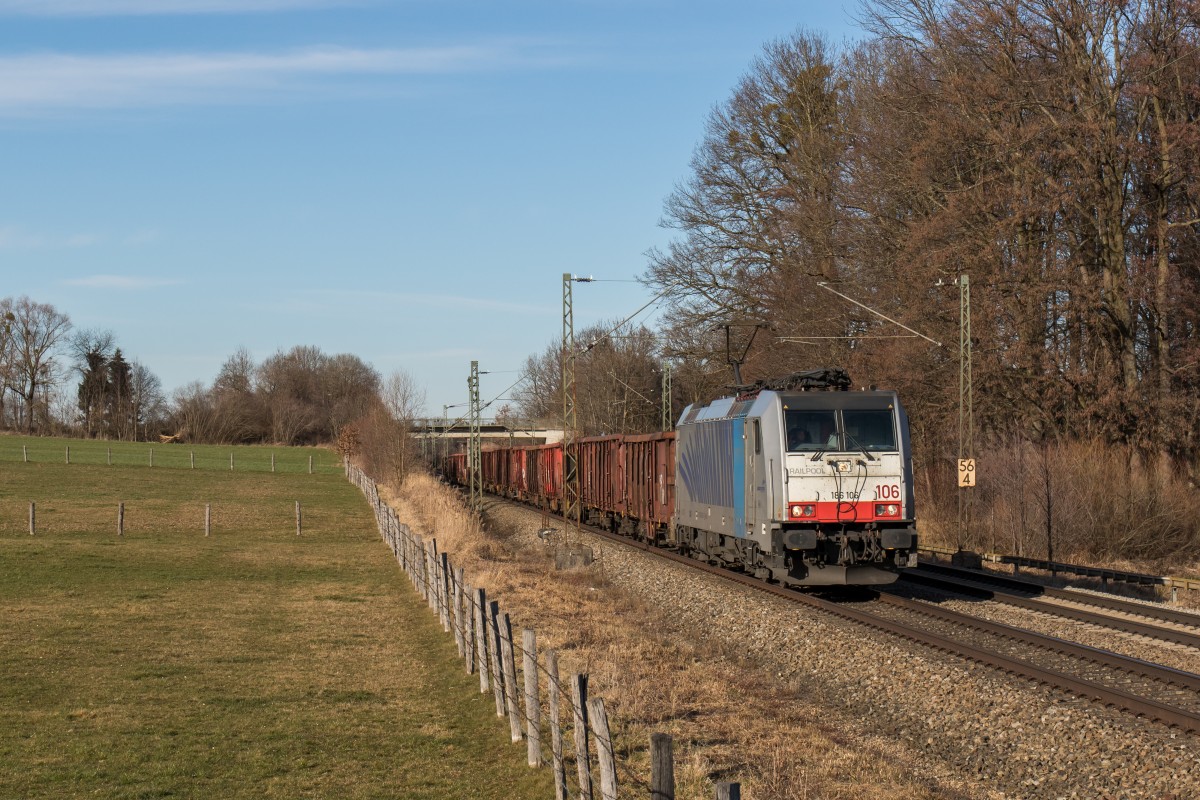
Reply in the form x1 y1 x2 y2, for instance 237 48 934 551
871 591 1200 693
916 561 1200 629
527 503 1200 733
900 568 1200 650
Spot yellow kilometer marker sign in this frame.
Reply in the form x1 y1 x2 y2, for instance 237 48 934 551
957 458 977 487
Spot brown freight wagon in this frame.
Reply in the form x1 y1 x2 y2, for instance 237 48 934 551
578 435 624 527
621 431 676 541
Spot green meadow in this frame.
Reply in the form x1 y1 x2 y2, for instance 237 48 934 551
0 436 551 799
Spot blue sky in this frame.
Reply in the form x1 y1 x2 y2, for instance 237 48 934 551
0 0 864 417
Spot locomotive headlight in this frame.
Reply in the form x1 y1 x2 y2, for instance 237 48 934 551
803 505 815 517
789 504 817 518
875 504 900 517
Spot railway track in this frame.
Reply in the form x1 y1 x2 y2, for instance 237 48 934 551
546 510 1200 734
903 562 1200 648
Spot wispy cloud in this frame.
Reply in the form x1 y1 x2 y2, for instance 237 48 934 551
0 44 538 116
62 274 183 289
0 224 99 249
0 0 367 15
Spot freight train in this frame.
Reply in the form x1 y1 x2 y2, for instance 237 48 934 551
445 370 918 586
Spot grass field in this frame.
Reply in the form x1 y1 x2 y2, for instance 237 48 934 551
0 436 552 799
0 434 343 475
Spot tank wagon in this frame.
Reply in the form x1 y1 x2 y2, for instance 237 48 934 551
444 369 917 586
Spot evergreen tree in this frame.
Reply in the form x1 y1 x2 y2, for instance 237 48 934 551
107 349 133 440
77 349 109 438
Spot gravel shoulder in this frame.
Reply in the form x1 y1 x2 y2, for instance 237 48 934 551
487 501 1200 800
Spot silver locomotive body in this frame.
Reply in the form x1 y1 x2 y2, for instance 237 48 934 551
673 385 918 586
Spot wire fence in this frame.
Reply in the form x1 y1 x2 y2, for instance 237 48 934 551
0 440 337 474
346 462 744 800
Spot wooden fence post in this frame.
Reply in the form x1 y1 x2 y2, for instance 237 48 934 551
65 446 70 464
571 674 593 800
22 444 27 462
500 614 523 743
415 535 426 598
399 521 410 573
651 733 674 800
488 602 507 717
715 783 741 800
191 451 195 469
118 503 124 536
588 697 618 800
230 453 234 471
452 567 465 657
205 504 211 537
523 628 542 767
428 543 438 605
474 588 489 691
439 553 452 632
427 544 436 606
149 449 153 468
420 537 429 599
106 447 111 466
308 455 313 474
28 502 34 535
462 581 476 675
295 502 302 536
271 453 275 473
547 651 567 800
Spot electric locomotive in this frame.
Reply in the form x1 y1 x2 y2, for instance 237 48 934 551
673 369 917 585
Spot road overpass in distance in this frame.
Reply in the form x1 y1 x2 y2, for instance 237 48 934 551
415 420 564 456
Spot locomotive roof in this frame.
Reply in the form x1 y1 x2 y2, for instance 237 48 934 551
776 389 899 410
679 388 900 425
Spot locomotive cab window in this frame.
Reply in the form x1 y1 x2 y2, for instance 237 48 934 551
785 410 837 452
842 409 897 451
785 408 898 453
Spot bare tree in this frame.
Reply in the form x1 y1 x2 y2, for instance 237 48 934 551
130 361 166 440
254 346 379 444
171 382 219 444
361 368 427 478
0 298 16 428
8 297 71 433
211 347 267 443
382 369 426 421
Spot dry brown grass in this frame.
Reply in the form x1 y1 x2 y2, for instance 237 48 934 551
378 472 966 800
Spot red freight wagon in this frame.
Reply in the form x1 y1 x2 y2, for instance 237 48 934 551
623 431 676 540
442 432 674 540
533 442 564 511
578 435 624 523
503 447 526 499
479 447 503 494
446 452 468 486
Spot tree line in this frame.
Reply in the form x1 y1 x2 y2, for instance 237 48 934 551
646 0 1199 467
505 0 1200 565
0 295 426 483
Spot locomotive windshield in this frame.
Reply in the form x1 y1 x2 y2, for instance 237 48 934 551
843 409 897 451
785 408 897 453
785 410 837 452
